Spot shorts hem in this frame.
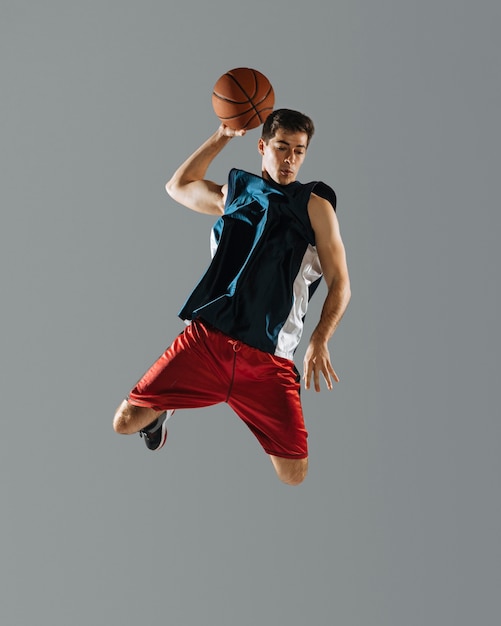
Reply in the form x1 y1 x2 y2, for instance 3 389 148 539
126 396 167 413
263 449 308 460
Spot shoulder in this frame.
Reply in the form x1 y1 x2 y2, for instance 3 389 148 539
308 192 341 241
285 178 336 209
307 181 336 211
280 180 336 211
307 181 337 224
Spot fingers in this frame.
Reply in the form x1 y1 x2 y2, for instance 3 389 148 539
303 358 339 392
303 360 312 390
321 368 332 392
329 363 340 384
220 123 247 137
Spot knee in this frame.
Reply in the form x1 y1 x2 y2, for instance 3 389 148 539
279 467 308 486
272 457 308 486
113 401 161 435
113 400 134 434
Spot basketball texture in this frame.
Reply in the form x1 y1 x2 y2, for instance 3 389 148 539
212 68 275 130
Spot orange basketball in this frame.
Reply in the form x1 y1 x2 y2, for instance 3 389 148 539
212 67 275 130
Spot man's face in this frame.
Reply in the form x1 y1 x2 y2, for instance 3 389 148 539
258 129 308 185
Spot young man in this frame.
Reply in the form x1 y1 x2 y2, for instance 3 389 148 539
114 109 351 486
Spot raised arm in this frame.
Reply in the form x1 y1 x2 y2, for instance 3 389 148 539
304 194 351 391
165 124 245 215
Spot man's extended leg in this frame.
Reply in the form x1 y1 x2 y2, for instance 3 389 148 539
113 322 232 455
269 455 308 486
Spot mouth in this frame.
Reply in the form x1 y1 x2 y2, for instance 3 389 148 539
280 168 294 177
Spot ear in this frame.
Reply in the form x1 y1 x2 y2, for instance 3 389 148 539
257 137 265 155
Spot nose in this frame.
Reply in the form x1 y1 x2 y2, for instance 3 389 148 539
284 150 295 164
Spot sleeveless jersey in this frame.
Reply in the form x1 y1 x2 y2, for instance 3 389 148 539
178 168 337 359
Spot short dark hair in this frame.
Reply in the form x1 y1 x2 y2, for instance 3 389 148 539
261 109 315 146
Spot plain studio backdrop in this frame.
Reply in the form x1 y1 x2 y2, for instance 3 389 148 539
1 1 500 625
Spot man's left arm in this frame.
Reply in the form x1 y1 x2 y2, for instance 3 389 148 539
304 193 351 391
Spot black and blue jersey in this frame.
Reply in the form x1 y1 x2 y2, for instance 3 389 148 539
179 168 336 359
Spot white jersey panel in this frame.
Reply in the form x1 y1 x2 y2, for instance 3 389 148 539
275 244 323 359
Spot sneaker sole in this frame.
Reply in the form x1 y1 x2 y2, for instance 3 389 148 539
149 410 174 451
156 423 168 451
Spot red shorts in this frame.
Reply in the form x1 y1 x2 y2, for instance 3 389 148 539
128 319 308 459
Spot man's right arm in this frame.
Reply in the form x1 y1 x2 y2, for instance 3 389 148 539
165 124 245 215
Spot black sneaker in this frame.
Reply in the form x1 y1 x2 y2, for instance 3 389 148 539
139 410 174 451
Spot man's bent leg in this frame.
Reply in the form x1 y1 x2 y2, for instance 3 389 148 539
113 399 164 435
269 455 308 486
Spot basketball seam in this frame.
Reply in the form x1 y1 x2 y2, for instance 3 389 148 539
228 68 258 102
217 105 274 124
248 69 264 122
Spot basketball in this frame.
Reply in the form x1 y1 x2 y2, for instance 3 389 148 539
212 67 275 130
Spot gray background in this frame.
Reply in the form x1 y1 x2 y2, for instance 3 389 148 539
1 0 500 624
